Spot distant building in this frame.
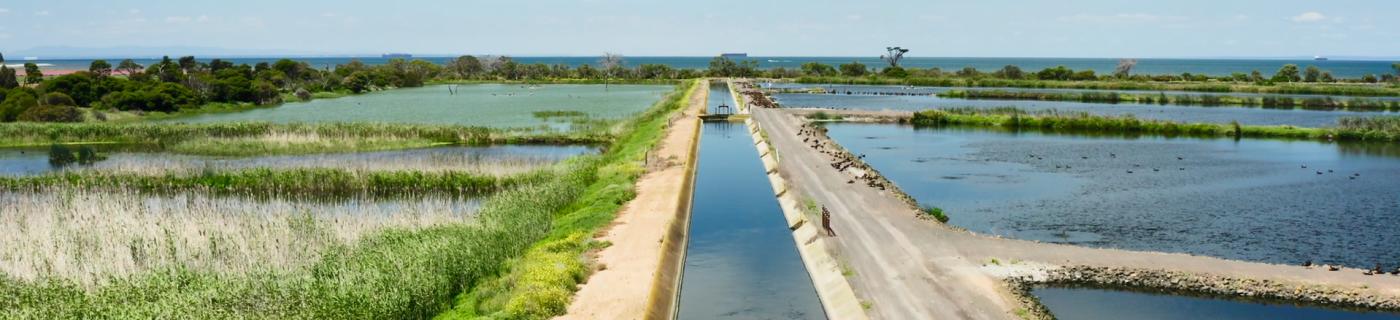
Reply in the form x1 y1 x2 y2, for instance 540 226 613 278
382 53 413 59
720 53 748 58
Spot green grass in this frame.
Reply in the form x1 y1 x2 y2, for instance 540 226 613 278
910 108 1400 142
436 80 697 319
797 76 1400 97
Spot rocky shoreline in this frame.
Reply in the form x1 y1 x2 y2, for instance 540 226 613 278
1004 265 1400 319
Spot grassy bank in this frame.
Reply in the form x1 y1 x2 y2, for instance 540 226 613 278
0 80 696 319
907 108 1400 142
939 89 1400 112
796 76 1400 97
0 122 608 156
437 80 697 319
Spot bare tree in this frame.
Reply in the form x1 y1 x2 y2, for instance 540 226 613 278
881 47 910 68
479 55 502 74
1114 59 1139 78
600 52 624 91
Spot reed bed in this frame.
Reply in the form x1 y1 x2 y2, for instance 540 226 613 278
0 190 479 287
908 108 1400 142
939 89 1400 112
61 152 570 177
0 122 609 156
0 168 533 197
797 76 1400 97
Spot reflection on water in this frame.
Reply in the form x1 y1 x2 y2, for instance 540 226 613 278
162 84 671 128
1033 286 1400 320
677 122 825 319
826 123 1400 268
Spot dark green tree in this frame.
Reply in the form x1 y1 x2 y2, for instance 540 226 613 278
1303 66 1321 82
89 60 113 77
0 66 17 89
997 65 1024 79
117 59 143 76
1271 64 1301 82
839 61 868 77
800 62 836 76
23 63 43 84
342 71 371 93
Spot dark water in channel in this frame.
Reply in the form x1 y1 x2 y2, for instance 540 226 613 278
824 123 1400 268
773 93 1394 128
709 82 733 115
1033 286 1400 320
677 121 825 319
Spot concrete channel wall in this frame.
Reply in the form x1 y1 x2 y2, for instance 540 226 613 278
641 83 707 320
742 99 869 318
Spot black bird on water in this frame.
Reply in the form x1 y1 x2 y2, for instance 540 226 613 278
1316 171 1324 175
1177 156 1184 160
1327 169 1334 173
1302 164 1308 169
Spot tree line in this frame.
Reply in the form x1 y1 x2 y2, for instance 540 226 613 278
3 50 1398 123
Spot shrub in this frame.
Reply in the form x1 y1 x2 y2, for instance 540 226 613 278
921 205 950 223
17 104 83 122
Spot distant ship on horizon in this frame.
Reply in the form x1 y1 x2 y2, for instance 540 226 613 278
382 53 413 59
1314 55 1328 61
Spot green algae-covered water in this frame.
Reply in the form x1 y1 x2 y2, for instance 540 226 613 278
165 84 672 128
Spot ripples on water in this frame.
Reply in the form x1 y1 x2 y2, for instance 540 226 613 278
827 123 1400 268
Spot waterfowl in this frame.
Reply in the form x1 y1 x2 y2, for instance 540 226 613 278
1316 171 1323 175
1177 156 1183 160
1178 167 1185 171
1302 164 1308 169
1081 156 1089 160
1153 168 1160 172
1127 170 1134 174
1328 265 1341 271
1328 169 1334 173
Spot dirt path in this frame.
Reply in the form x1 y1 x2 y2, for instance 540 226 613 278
557 82 707 320
753 107 1400 318
754 108 1017 320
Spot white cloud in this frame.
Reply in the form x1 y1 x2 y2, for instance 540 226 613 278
128 9 140 14
166 16 193 23
845 14 863 22
0 8 11 14
1291 12 1327 22
34 10 50 16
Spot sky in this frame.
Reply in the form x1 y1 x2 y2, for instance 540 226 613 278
0 0 1396 58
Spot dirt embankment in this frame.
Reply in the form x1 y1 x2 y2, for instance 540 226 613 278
557 82 707 320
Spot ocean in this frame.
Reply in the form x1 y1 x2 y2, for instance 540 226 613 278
8 56 1397 78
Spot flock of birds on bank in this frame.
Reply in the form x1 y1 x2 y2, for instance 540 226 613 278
1302 260 1400 276
797 123 887 191
1020 152 1362 180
